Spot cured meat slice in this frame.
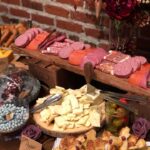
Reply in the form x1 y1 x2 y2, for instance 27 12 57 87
134 56 147 65
54 35 66 42
64 38 75 44
24 32 35 41
84 44 91 49
69 49 93 65
114 61 133 78
15 34 29 47
96 60 115 75
70 41 85 50
26 31 49 50
41 47 61 55
80 56 96 69
125 57 141 72
128 63 150 88
58 46 74 59
104 50 130 63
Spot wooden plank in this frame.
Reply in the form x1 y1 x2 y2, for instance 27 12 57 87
12 45 150 97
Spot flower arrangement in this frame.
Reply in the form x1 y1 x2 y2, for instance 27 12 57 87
73 0 150 52
73 0 150 27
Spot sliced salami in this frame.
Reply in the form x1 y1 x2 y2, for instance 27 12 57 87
114 61 133 78
58 46 74 59
71 41 85 50
126 57 141 72
15 34 29 47
134 56 147 65
80 56 95 69
84 44 91 49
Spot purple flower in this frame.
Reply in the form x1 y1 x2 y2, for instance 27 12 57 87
132 118 150 139
22 125 42 140
104 0 138 20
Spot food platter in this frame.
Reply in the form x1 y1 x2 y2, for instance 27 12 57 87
33 112 93 138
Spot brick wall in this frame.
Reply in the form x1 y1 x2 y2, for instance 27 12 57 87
0 0 110 48
0 0 150 54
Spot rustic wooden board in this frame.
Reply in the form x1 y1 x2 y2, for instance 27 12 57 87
12 45 150 97
33 113 93 138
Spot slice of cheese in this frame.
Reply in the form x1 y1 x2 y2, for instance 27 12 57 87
55 116 68 129
65 94 79 110
59 104 72 115
73 107 83 115
85 120 91 127
89 109 101 127
40 109 51 122
76 115 89 125
83 104 90 109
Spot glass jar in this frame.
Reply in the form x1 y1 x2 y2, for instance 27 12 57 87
109 19 136 54
0 100 29 134
105 101 129 135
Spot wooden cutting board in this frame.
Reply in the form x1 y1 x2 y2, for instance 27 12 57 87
33 113 93 138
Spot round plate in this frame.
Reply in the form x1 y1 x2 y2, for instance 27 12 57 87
33 113 93 138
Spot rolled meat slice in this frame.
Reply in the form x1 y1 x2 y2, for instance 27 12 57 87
15 34 29 47
114 61 133 78
70 41 85 50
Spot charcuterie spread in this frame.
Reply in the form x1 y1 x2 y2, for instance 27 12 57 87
14 27 150 90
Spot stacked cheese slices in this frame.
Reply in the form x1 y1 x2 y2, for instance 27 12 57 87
35 85 105 131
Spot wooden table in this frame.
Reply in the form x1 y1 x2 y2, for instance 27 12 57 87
12 45 150 97
0 140 20 150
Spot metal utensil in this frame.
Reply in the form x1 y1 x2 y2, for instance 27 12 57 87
30 93 62 113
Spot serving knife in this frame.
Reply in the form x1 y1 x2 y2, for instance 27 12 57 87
30 93 62 113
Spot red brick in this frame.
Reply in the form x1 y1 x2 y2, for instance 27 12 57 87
10 8 30 18
71 11 97 24
85 0 95 12
1 0 20 5
32 1 43 11
56 0 83 6
31 14 54 25
56 20 83 33
85 28 104 39
22 0 32 8
22 0 43 11
45 5 69 18
0 5 8 13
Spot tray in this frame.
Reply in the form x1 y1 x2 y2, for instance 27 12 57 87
33 112 93 138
